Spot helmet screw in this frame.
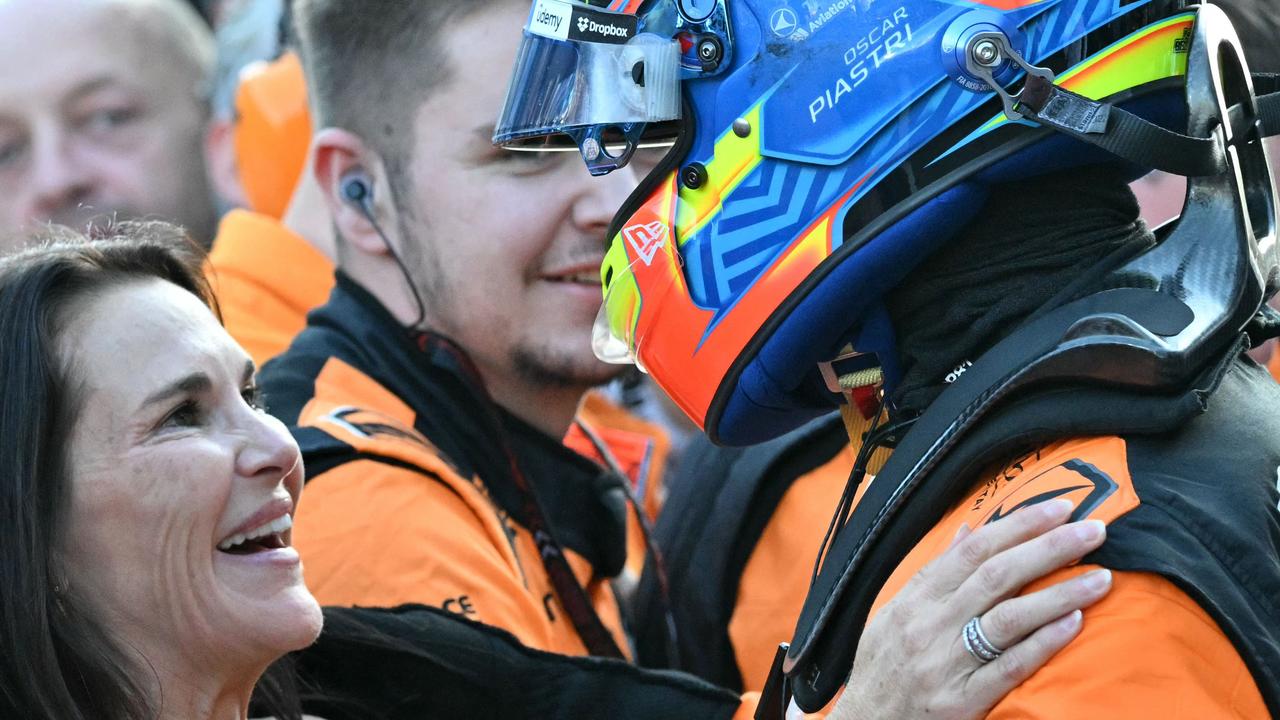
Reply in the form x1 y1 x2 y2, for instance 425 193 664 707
697 36 722 69
972 38 1001 68
681 162 708 189
732 118 751 138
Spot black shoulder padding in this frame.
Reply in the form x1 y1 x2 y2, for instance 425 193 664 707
1093 358 1280 718
632 413 848 690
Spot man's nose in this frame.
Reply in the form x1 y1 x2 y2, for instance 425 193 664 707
572 162 642 236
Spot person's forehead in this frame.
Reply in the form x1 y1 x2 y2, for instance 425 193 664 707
68 280 237 395
419 3 528 127
0 1 179 108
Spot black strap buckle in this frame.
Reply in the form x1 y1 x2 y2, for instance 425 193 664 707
755 643 794 720
963 31 1056 123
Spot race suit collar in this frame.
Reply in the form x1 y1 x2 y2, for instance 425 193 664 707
302 272 629 578
885 165 1156 417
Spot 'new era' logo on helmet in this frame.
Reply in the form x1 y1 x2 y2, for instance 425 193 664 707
622 221 668 266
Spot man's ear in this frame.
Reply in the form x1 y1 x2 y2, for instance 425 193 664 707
313 127 393 257
204 117 249 210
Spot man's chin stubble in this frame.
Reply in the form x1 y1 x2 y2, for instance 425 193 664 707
510 346 626 391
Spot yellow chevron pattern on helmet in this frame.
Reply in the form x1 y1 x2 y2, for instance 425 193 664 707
674 105 765 245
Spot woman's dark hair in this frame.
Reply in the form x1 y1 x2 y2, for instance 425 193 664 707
0 222 298 720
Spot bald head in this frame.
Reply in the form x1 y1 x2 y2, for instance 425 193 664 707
0 0 218 252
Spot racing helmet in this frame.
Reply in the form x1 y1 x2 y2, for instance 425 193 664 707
496 0 1258 445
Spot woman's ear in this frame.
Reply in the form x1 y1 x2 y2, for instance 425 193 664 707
312 128 394 258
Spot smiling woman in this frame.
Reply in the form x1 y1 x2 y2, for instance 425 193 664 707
0 222 321 720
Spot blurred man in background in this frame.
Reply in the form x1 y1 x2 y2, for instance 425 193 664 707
0 0 217 250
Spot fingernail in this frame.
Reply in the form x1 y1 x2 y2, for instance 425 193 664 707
1056 609 1083 633
1081 568 1112 592
952 523 972 544
1073 519 1106 543
1041 498 1074 520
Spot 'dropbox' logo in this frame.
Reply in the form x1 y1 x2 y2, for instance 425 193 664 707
622 221 668 266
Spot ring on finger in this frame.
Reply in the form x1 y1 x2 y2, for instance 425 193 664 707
962 615 1004 663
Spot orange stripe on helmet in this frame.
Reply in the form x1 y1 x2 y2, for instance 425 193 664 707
630 170 874 426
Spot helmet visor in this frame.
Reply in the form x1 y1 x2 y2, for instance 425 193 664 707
494 0 680 174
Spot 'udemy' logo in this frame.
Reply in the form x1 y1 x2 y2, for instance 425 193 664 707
623 222 668 266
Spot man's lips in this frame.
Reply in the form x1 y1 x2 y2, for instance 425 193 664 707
540 262 604 285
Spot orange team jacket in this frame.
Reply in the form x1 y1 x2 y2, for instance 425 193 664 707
735 437 1268 716
819 430 1259 717
285 364 630 656
566 390 671 585
290 389 629 654
258 274 681 661
203 209 336 367
731 443 855 693
290 388 671 656
868 436 1266 718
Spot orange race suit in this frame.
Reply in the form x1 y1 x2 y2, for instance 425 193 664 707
640 345 1280 717
256 274 761 717
632 413 854 693
783 334 1280 718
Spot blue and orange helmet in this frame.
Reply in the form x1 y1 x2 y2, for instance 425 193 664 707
496 0 1238 445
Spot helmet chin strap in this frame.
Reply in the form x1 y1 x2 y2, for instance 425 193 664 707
965 14 1280 180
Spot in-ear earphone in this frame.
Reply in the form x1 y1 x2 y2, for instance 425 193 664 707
339 170 427 331
341 172 373 210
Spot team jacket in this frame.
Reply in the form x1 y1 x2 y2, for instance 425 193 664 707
204 209 335 366
645 347 1280 717
633 414 853 692
566 391 671 589
259 274 641 657
857 348 1280 718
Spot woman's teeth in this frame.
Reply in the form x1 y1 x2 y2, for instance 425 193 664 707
218 513 292 552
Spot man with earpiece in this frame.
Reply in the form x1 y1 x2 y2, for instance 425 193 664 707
258 1 1126 715
262 0 658 659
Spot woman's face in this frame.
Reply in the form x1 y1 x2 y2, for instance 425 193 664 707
57 278 321 676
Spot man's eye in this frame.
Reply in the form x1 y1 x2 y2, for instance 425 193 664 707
242 385 266 411
161 400 204 429
0 134 25 168
495 150 559 168
81 107 140 135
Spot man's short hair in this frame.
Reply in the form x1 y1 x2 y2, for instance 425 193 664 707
292 0 506 167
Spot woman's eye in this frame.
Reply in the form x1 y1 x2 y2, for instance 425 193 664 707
161 400 204 429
